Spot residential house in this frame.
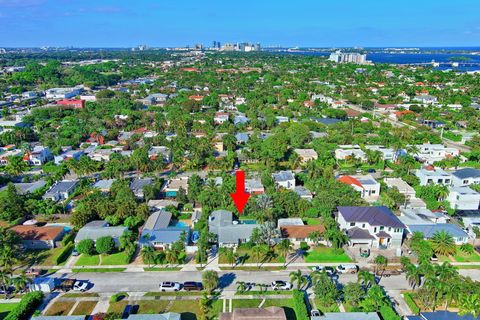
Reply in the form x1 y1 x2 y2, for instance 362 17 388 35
294 186 313 201
421 119 445 129
293 148 318 163
0 180 46 194
412 143 460 164
405 311 479 320
337 206 406 248
43 180 78 202
126 313 181 320
235 132 249 144
415 166 452 186
272 171 295 190
147 199 179 211
130 177 153 199
0 148 22 165
365 145 400 161
311 313 381 320
220 306 286 320
280 221 325 245
447 187 480 210
75 220 127 246
413 95 438 104
56 99 85 109
92 179 115 192
148 146 172 163
45 87 82 99
208 210 258 247
139 210 189 250
10 225 65 249
334 145 367 162
399 209 468 245
139 93 168 106
245 179 264 194
337 175 380 202
275 116 289 124
54 148 84 164
163 176 189 197
310 117 344 125
451 168 480 187
24 146 53 165
214 112 230 124
384 178 416 199
233 114 249 126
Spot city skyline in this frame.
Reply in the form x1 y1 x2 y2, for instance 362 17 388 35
1 0 480 47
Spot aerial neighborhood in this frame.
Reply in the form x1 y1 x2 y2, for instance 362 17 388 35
0 45 479 320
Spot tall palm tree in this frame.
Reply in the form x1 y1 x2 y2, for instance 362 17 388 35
289 270 307 289
431 231 456 256
236 281 247 293
276 239 293 267
434 185 449 202
224 248 237 267
357 270 375 288
12 272 31 294
405 264 421 290
141 246 156 268
252 245 266 268
308 231 322 247
374 255 388 279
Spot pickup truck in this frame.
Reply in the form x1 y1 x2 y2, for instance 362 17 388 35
375 269 402 277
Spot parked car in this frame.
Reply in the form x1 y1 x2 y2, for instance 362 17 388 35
183 281 203 291
360 248 370 258
159 282 181 292
311 266 336 275
73 281 88 292
367 168 376 173
336 264 359 274
375 269 402 277
71 249 79 256
311 310 321 317
271 281 292 290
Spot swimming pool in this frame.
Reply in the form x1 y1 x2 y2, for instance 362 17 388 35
173 221 187 228
241 219 257 225
45 223 72 232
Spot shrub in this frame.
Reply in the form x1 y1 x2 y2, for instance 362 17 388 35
299 242 309 251
96 236 115 254
77 239 96 255
110 292 128 302
404 293 420 314
379 305 401 320
460 243 474 255
5 291 44 320
55 243 74 265
292 289 309 320
61 232 74 246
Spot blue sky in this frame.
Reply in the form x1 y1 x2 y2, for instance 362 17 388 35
1 0 480 47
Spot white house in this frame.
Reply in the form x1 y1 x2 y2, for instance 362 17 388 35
148 146 172 163
293 148 318 163
413 95 438 104
45 87 82 99
335 145 367 162
415 166 452 186
365 145 398 161
337 175 380 202
337 206 406 248
451 168 480 187
447 187 480 211
24 146 53 166
272 171 295 190
412 143 460 164
214 112 229 124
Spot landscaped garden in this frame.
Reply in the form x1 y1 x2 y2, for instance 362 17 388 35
305 246 352 263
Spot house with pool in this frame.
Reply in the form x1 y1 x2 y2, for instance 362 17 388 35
139 210 190 250
162 176 189 198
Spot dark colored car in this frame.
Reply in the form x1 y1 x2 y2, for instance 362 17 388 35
367 168 376 173
183 281 203 291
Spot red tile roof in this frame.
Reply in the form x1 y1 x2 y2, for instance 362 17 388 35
10 225 64 241
337 175 363 189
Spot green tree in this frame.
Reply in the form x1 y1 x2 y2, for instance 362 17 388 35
276 239 293 267
141 246 156 268
431 230 456 256
96 236 116 254
343 282 365 308
76 239 96 255
289 270 307 290
313 271 340 306
202 270 219 293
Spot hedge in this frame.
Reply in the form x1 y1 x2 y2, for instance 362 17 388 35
292 289 309 320
55 243 74 265
61 232 74 246
4 291 44 320
404 293 420 314
110 292 129 302
379 305 401 320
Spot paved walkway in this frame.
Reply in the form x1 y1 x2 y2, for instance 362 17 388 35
387 290 411 316
90 298 109 314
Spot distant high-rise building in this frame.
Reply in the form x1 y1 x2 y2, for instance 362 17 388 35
195 43 204 50
328 51 367 64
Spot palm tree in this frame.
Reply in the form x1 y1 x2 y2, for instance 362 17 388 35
12 272 31 293
405 264 421 290
289 270 307 289
252 245 266 268
276 239 293 267
431 230 456 256
224 248 237 267
198 291 211 319
308 231 322 247
459 294 480 318
141 246 156 268
435 262 457 283
236 281 247 293
434 185 449 201
165 249 179 265
0 269 12 298
374 255 388 279
357 270 375 288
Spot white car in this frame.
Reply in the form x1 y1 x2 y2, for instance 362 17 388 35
73 281 88 292
271 281 292 290
336 264 359 274
159 281 181 292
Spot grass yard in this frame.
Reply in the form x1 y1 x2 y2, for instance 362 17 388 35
305 247 352 263
23 247 70 267
314 299 341 313
0 303 18 320
219 247 286 264
304 218 322 225
108 300 129 314
44 301 76 316
75 254 100 266
453 250 480 262
220 266 286 271
101 252 131 265
62 292 99 298
143 267 182 271
455 265 480 269
71 301 98 315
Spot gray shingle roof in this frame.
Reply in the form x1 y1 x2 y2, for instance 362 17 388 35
408 224 468 239
338 206 406 228
347 227 375 240
75 225 127 242
144 211 172 230
452 168 480 180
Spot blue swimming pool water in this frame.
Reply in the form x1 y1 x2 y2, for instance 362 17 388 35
173 221 187 228
46 223 72 232
241 219 257 225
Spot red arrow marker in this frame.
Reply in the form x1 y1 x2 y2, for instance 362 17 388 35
230 170 250 214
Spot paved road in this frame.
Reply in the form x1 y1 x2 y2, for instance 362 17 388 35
62 269 480 293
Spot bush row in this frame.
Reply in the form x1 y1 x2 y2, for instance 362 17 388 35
292 289 309 320
4 291 44 320
55 243 74 265
403 293 420 315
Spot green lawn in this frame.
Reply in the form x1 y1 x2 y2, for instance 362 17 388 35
101 252 130 265
305 247 352 263
143 267 182 271
453 250 480 262
219 246 285 264
44 301 76 316
72 268 126 272
0 303 18 320
71 301 98 315
23 247 70 266
304 218 322 225
75 254 100 266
